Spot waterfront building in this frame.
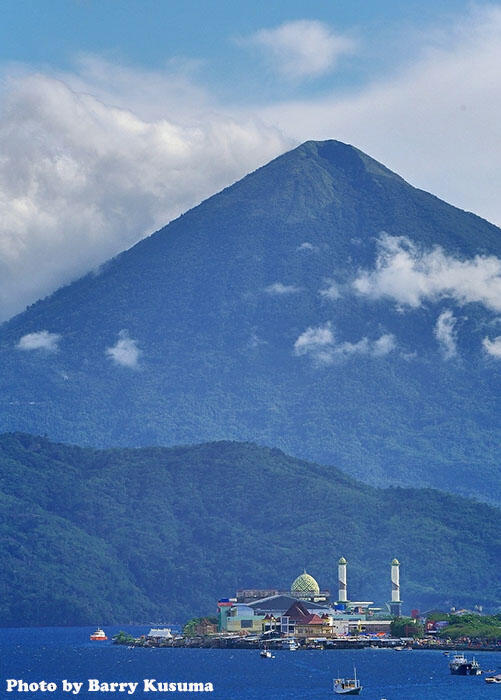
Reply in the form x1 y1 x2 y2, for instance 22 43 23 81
217 563 398 638
147 628 172 639
224 604 266 634
280 601 333 637
247 594 332 617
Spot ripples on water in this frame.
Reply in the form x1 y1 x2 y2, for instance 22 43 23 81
1 627 499 699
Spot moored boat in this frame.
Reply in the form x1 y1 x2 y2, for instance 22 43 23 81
260 649 274 659
90 628 108 641
449 653 481 675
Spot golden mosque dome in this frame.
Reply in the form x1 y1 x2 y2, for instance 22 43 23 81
291 570 320 595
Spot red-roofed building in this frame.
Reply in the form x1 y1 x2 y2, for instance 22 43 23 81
281 601 334 637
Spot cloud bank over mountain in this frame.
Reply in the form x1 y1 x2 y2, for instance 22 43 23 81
0 68 288 320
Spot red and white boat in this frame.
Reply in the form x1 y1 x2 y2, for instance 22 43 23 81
90 628 108 641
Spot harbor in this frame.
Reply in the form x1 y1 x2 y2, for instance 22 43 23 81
4 626 501 699
115 561 500 655
114 631 501 652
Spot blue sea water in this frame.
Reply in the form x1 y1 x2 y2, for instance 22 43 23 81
1 627 499 699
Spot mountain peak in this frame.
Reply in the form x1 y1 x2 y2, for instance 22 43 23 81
292 139 404 182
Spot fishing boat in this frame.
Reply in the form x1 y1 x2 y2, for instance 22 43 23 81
449 653 481 675
333 668 362 695
90 628 108 641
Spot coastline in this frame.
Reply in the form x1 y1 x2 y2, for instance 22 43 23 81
115 635 501 652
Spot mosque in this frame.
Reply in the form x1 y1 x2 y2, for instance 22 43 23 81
217 558 401 637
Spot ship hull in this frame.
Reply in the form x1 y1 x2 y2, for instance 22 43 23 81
450 665 480 675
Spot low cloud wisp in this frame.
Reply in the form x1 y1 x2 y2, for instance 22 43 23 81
354 235 501 312
483 336 501 358
17 330 61 352
434 310 458 359
294 321 395 365
264 282 302 295
106 330 141 368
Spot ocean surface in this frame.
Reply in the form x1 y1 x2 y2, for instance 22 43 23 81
1 627 499 699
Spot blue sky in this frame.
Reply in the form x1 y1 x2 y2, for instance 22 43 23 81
0 1 470 67
1 0 501 320
0 0 475 97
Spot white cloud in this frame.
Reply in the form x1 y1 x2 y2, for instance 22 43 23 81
106 330 141 368
482 336 501 358
319 280 341 301
294 321 334 354
264 282 302 295
242 20 356 80
294 322 395 364
372 333 397 357
354 235 501 312
434 310 457 358
297 241 318 252
17 330 61 352
0 64 289 321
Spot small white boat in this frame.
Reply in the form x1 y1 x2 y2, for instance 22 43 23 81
260 649 274 659
485 674 501 684
333 667 362 695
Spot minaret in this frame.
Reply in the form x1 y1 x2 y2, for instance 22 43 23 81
338 557 348 603
389 558 402 616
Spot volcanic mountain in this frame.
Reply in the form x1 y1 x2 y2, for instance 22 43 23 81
1 140 499 503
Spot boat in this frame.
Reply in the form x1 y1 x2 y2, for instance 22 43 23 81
282 639 299 651
333 668 362 695
90 628 108 641
260 649 274 659
449 653 481 675
485 675 501 684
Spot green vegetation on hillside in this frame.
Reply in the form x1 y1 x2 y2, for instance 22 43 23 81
0 433 499 626
438 614 501 640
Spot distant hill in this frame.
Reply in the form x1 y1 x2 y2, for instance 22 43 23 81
0 433 499 626
0 140 499 504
